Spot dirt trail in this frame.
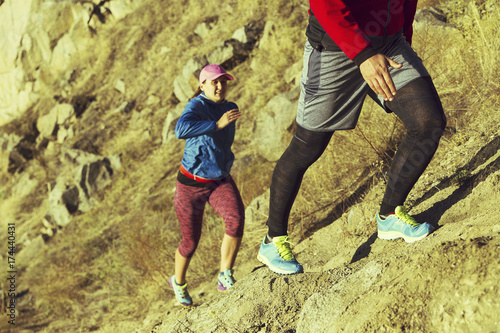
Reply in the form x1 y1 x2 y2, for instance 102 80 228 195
150 133 500 333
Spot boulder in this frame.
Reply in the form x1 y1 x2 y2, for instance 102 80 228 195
194 16 218 39
8 135 37 174
36 103 75 140
55 103 75 125
45 148 121 227
114 79 126 94
232 26 248 43
173 20 265 102
0 0 37 126
296 261 384 332
253 87 300 162
245 189 270 228
0 0 106 127
256 20 275 50
36 109 58 139
173 57 206 103
161 104 184 144
105 0 141 21
0 132 22 173
414 7 448 27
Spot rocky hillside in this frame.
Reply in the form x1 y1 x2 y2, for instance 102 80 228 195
0 0 499 332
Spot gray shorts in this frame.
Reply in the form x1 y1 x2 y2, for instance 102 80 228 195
296 32 430 132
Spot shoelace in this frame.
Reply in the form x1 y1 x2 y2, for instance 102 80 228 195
174 283 189 298
274 236 295 261
395 206 420 227
220 274 235 287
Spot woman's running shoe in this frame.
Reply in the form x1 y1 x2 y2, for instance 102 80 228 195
169 275 192 306
217 269 236 292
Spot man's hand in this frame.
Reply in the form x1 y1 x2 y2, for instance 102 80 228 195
359 54 402 101
217 109 241 130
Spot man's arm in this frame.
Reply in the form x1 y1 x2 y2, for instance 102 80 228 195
309 0 374 61
403 0 418 45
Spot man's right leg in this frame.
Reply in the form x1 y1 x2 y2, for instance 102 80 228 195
258 125 333 274
258 40 366 274
267 125 334 236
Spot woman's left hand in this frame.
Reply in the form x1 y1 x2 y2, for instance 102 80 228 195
217 109 241 130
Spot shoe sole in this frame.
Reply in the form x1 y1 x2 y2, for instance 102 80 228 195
217 282 230 292
378 230 429 243
257 252 303 275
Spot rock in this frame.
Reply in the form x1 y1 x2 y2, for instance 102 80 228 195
47 181 74 227
36 108 58 139
253 87 300 161
57 126 74 144
8 135 37 174
39 1 80 42
414 7 448 27
194 16 218 39
0 0 95 127
284 60 303 86
0 132 21 173
55 103 75 124
232 26 248 43
46 3 94 75
207 40 239 67
41 217 57 237
146 95 160 105
36 103 75 141
161 104 184 144
114 79 126 94
257 21 276 50
79 158 114 199
0 0 36 126
105 0 141 21
61 185 79 214
245 190 270 228
173 57 206 102
11 167 40 199
45 148 121 226
250 21 276 72
296 262 383 332
173 20 265 102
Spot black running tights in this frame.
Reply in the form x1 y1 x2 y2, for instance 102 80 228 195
267 76 446 237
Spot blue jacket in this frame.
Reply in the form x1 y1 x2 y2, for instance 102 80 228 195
175 93 238 180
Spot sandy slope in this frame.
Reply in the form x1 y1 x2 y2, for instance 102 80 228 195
149 132 500 332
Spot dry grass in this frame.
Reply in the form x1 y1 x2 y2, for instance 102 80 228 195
2 0 499 331
418 0 500 136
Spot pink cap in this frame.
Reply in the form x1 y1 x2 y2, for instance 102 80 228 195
199 64 234 84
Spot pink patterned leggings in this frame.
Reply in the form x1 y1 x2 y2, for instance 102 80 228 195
174 177 245 258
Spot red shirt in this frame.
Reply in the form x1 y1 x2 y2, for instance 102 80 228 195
309 0 418 60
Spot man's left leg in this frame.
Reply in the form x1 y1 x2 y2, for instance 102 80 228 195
377 76 446 242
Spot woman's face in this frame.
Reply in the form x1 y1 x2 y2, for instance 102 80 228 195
200 77 228 103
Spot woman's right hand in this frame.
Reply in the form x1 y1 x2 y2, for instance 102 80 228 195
217 109 241 130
